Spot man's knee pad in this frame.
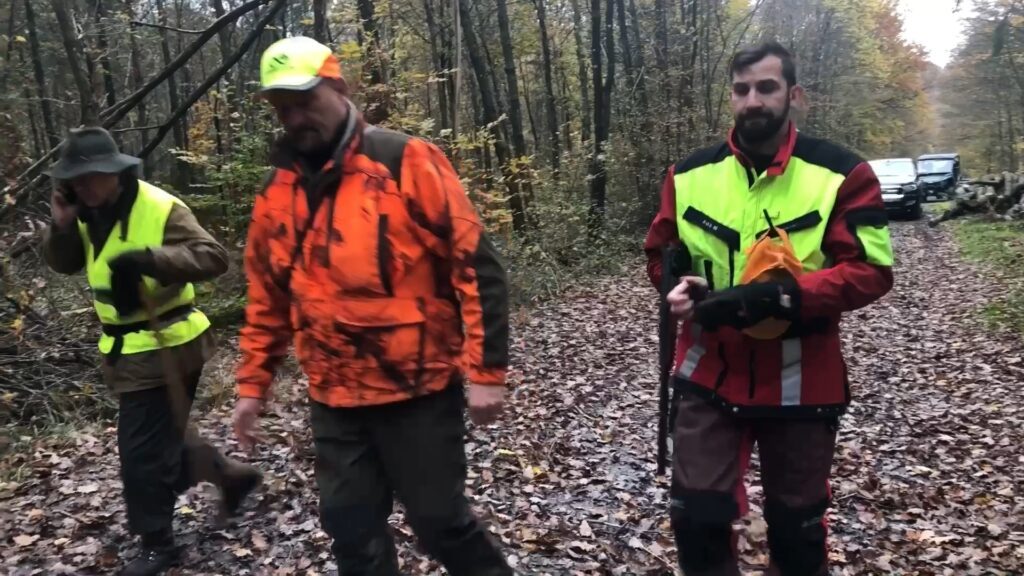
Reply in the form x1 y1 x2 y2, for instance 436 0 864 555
670 489 739 573
765 498 829 576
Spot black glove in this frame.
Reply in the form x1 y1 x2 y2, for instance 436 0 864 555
693 280 798 331
109 249 155 317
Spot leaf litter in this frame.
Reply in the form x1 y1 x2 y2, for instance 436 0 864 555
1 220 1023 574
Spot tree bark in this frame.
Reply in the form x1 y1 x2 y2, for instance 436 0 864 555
534 0 561 174
459 0 526 232
51 0 99 124
24 0 58 148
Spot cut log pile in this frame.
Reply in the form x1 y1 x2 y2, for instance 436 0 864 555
929 172 1024 227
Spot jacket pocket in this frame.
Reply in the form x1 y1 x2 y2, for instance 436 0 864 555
683 207 741 288
329 297 427 371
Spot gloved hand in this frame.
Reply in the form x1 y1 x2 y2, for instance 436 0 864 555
693 280 798 331
109 249 155 317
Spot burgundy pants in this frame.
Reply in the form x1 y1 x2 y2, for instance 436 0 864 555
670 390 837 576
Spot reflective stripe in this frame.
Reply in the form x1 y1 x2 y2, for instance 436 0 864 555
780 338 802 406
678 323 705 379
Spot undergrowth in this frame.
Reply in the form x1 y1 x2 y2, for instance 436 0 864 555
950 218 1024 334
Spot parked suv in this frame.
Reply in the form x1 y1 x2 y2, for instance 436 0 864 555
916 153 961 200
868 157 923 220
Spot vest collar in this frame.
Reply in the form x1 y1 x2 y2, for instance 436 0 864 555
727 121 798 177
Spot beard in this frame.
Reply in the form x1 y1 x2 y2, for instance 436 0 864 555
735 99 790 144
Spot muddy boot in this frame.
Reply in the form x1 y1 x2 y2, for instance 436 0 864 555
218 460 263 520
182 431 263 523
120 532 179 576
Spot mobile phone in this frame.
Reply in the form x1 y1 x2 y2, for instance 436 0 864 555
58 183 78 205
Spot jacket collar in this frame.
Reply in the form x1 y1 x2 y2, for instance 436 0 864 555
269 99 363 173
726 120 798 177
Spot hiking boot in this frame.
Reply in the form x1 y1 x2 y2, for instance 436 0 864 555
119 544 179 576
218 461 263 521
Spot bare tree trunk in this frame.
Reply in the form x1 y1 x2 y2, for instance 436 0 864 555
92 0 118 108
534 0 561 175
155 0 189 187
125 0 150 173
25 0 58 147
459 0 526 232
588 0 614 234
519 59 540 148
357 0 391 123
424 0 449 132
313 0 329 42
51 0 99 124
570 0 592 145
1 1 19 92
496 0 527 161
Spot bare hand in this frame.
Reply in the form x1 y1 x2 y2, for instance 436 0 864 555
666 276 709 320
233 397 264 451
467 383 506 425
50 188 78 230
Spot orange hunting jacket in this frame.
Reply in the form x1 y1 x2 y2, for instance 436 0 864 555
237 110 509 407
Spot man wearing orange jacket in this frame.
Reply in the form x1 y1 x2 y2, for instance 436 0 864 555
232 36 514 575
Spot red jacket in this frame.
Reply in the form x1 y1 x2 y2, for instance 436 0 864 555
645 126 894 417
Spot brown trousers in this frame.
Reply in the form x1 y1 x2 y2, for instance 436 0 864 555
670 390 838 576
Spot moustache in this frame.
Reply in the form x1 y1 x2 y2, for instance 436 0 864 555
739 111 776 123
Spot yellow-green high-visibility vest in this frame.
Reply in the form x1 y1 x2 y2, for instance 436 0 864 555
78 180 210 356
673 140 893 290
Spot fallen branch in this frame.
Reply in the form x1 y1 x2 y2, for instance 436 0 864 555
138 0 287 160
929 172 1024 227
0 0 271 218
130 20 205 34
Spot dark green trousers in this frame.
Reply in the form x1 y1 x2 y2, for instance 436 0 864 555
311 382 512 576
117 370 226 542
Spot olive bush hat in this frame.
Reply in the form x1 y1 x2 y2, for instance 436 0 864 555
44 126 141 180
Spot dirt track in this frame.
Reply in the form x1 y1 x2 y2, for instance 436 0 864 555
2 219 1022 575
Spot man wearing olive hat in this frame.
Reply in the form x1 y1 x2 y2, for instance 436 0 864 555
233 36 514 574
41 126 262 576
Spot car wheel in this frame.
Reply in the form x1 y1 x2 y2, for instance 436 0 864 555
908 199 923 220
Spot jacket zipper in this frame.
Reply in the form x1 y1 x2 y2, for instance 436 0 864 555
704 260 714 291
378 214 394 296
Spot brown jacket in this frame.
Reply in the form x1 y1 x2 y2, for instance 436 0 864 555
43 180 228 394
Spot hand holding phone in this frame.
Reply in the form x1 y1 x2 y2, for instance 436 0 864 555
50 184 79 230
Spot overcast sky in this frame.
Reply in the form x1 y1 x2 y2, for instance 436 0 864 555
897 0 977 67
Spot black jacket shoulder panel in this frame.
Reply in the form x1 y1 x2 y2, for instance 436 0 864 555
361 126 412 187
674 142 732 175
790 133 864 177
